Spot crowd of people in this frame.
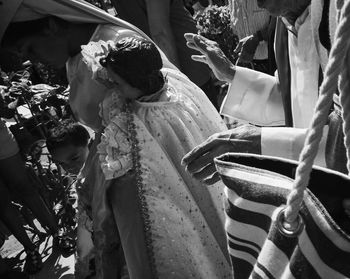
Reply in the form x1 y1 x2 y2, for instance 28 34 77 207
0 0 349 278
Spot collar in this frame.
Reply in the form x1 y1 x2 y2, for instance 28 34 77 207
137 82 168 102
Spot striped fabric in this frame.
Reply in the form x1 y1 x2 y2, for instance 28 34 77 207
228 0 270 60
215 153 350 279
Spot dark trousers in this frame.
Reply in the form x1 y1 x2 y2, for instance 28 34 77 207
326 102 348 174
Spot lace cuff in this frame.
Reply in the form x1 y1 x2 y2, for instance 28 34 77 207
97 113 132 180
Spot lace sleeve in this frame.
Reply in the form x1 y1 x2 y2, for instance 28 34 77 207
97 112 133 180
81 41 133 180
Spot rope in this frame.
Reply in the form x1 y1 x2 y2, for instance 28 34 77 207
284 0 350 224
338 0 350 173
339 65 350 173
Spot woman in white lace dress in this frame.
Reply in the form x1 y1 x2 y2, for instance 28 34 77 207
0 0 230 276
81 36 232 278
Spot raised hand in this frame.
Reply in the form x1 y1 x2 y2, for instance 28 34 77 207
184 33 236 83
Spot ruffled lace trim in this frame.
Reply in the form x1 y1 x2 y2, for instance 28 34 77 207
99 91 125 127
97 111 133 180
81 40 115 87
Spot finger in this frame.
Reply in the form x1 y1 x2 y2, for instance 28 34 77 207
193 35 211 53
191 34 211 43
203 172 221 185
186 42 201 52
101 44 109 54
236 56 243 66
191 163 217 181
182 137 230 170
186 152 217 173
107 42 114 51
186 148 224 173
184 33 196 42
234 42 243 54
191 55 207 64
186 40 209 55
185 33 208 49
201 37 219 47
182 137 223 166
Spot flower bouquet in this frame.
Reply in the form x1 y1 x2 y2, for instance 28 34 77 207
194 5 238 63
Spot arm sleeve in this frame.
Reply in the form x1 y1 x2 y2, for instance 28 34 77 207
261 126 329 168
220 67 285 126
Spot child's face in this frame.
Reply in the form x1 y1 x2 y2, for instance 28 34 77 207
106 66 143 100
51 144 89 174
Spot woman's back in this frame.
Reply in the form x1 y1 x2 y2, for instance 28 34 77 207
96 68 232 277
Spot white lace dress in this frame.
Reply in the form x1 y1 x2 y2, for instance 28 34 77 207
80 40 232 279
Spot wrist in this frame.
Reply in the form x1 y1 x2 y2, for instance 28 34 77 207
223 64 236 83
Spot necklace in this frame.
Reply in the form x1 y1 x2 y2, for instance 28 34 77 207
125 102 158 277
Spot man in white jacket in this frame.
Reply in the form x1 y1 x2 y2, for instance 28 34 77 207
182 0 342 184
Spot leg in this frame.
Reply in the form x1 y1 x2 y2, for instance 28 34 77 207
0 153 59 234
0 180 42 274
0 180 35 251
107 174 151 279
93 193 124 279
19 206 43 236
0 255 30 279
75 222 95 278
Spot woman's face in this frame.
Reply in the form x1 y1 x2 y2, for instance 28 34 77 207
50 144 89 174
106 66 143 100
8 33 70 69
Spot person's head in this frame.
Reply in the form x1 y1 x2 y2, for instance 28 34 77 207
100 36 165 99
1 16 92 68
256 0 311 23
46 119 90 174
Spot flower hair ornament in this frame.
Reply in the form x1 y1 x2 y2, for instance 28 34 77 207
81 39 116 87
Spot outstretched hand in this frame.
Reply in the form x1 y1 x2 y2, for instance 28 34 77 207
184 33 236 83
181 124 261 185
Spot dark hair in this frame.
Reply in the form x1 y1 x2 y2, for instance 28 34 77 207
100 36 165 95
1 16 68 47
46 119 90 153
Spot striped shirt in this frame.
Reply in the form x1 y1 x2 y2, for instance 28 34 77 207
228 0 270 60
